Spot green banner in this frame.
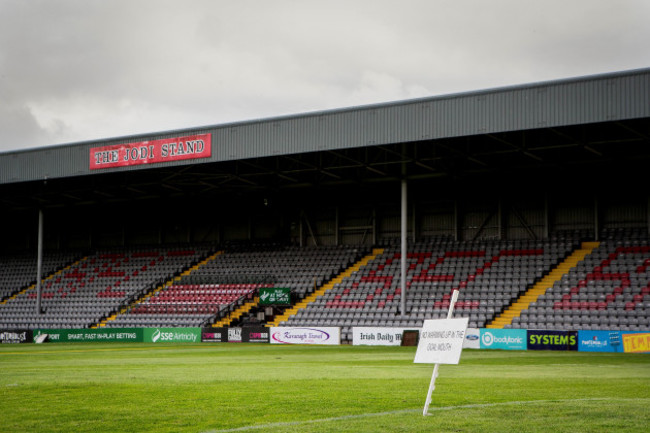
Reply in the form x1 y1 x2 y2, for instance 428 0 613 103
35 328 143 343
259 287 291 306
143 327 201 343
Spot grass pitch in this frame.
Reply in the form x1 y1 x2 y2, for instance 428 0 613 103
0 343 648 432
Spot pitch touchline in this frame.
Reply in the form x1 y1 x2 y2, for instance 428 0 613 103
202 398 648 433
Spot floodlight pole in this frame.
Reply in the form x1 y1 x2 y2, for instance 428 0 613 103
423 289 459 416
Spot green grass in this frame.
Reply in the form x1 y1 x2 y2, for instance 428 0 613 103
1 343 648 432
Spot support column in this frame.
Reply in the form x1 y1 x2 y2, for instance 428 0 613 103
36 210 44 315
335 206 339 246
401 179 407 317
497 199 503 240
594 197 599 241
299 211 304 247
453 199 459 242
543 194 549 240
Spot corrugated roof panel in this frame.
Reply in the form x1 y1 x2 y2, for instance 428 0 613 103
1 68 649 184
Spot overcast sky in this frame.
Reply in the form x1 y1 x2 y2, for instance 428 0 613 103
1 0 648 152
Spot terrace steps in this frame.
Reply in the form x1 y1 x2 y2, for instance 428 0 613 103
95 251 223 328
487 242 599 329
213 297 259 327
267 248 384 327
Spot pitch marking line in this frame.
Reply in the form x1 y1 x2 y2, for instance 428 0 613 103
203 398 649 432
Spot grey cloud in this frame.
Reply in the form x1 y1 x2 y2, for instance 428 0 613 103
0 0 649 151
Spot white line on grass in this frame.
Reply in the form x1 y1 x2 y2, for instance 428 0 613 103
202 398 649 433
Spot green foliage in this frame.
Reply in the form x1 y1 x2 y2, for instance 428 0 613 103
0 344 648 432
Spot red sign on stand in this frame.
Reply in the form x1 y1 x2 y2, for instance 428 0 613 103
89 133 212 170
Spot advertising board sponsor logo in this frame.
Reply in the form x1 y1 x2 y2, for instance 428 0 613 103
89 133 212 170
270 327 340 345
622 332 650 353
527 330 577 351
352 327 420 346
479 329 527 350
201 327 228 343
35 328 143 343
242 327 270 343
578 330 623 352
145 328 200 343
0 330 32 344
228 327 242 343
463 328 480 349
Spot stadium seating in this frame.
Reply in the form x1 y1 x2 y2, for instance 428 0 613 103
277 239 577 342
1 236 650 338
511 238 650 331
0 252 77 301
0 247 208 329
102 244 367 327
103 283 269 328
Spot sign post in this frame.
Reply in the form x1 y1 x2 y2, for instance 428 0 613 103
414 289 467 416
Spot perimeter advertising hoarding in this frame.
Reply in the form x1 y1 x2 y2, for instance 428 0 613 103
0 330 32 343
578 330 650 353
352 327 420 346
143 328 201 343
242 326 270 343
201 327 270 343
34 328 143 343
202 327 228 343
578 330 625 352
480 329 527 350
622 332 650 353
270 327 340 345
89 133 212 170
527 330 578 351
463 328 481 349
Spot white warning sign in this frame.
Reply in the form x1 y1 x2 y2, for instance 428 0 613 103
413 318 469 364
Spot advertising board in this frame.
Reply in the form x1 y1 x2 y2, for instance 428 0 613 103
622 332 650 353
527 330 578 351
578 330 624 352
143 328 201 343
463 328 480 349
241 327 270 343
202 327 228 343
228 327 243 342
0 329 32 344
34 328 143 343
270 327 340 345
352 327 420 346
480 329 527 350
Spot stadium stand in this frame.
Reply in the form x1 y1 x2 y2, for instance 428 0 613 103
1 237 650 338
0 252 77 302
0 247 208 329
274 238 578 342
102 244 367 328
510 237 650 331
